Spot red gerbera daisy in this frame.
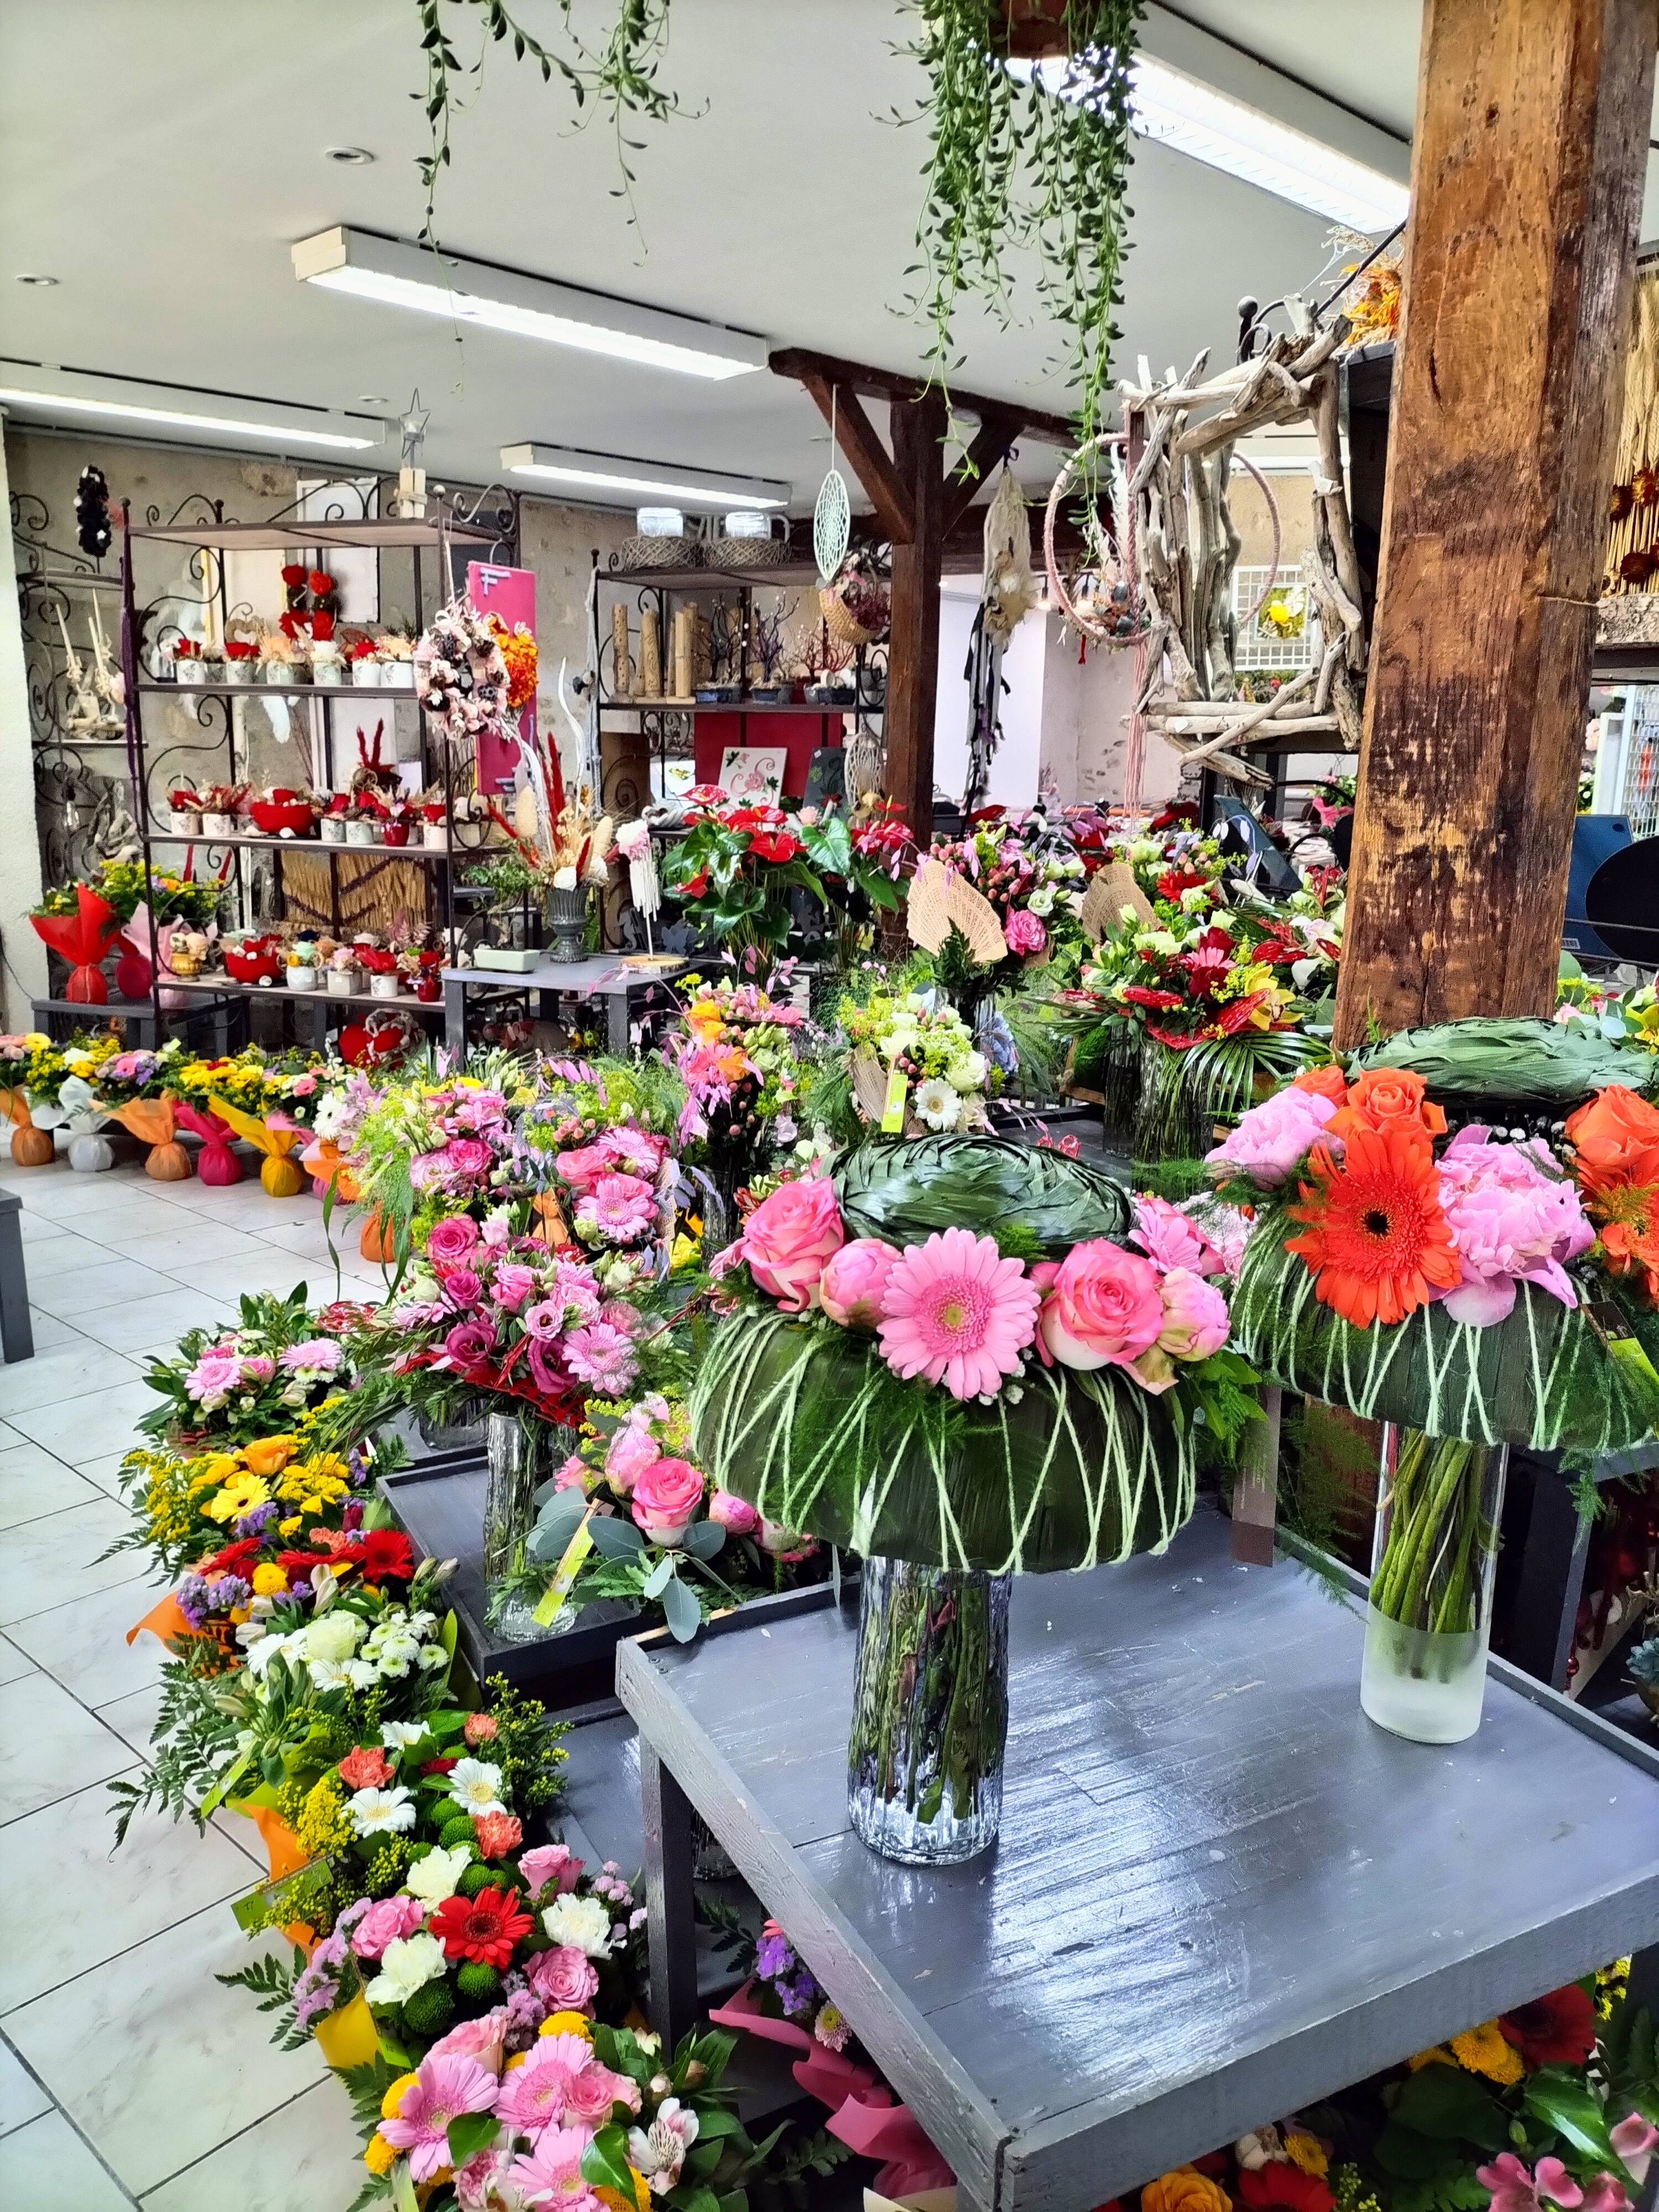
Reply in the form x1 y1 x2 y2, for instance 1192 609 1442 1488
356 1528 416 1584
429 1884 533 1966
1498 1983 1597 2069
1237 2167 1334 2212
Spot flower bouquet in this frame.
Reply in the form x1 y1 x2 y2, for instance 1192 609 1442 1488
29 880 122 1002
0 1032 58 1164
691 1134 1255 1860
135 1287 356 1448
415 596 512 745
820 550 891 647
838 987 998 1136
663 973 808 1238
660 790 831 974
1211 1026 1659 1741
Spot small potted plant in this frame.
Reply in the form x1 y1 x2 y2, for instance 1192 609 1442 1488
309 613 345 687
348 637 381 689
344 796 378 848
410 945 444 1002
246 785 317 838
285 938 321 992
377 632 416 689
222 637 261 686
198 784 246 839
260 630 302 685
222 930 283 985
319 794 350 846
163 926 210 979
171 637 207 685
325 942 362 997
197 640 226 684
412 789 448 849
360 944 401 1000
165 785 204 836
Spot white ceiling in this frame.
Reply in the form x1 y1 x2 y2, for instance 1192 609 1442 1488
1 0 1654 510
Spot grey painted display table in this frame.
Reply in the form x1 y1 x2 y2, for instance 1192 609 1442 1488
442 955 691 1056
616 1509 1659 2212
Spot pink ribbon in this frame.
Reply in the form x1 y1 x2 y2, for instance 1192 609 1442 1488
708 1980 954 2195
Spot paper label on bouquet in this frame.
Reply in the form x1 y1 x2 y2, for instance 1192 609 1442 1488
880 1069 909 1133
533 1510 596 1626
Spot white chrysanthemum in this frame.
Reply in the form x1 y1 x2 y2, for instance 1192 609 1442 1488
403 1843 472 1904
447 1757 507 1817
542 1892 615 1958
370 1930 446 2007
914 1078 962 1131
348 1784 416 1837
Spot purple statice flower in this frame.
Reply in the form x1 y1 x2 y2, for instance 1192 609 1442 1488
175 1574 211 1630
501 1975 546 2052
755 1931 795 1983
211 1576 253 1614
234 1503 280 1541
346 1449 369 1490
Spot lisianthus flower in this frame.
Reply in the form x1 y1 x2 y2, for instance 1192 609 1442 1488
447 1757 508 1819
520 1843 582 1898
381 2052 499 2183
444 1318 498 1366
493 1261 538 1310
878 1228 1041 1400
430 1883 534 1966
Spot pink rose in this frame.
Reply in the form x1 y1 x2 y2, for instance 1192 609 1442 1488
565 2058 640 2124
1156 1266 1230 1361
554 1143 613 1197
526 1942 599 2012
820 1238 900 1328
444 1318 497 1366
1130 1194 1220 1276
554 1453 591 1494
239 1354 275 1385
1036 1240 1165 1371
630 1456 706 1546
707 1488 758 1535
604 1423 662 1494
520 1843 582 1897
493 1261 538 1311
442 1266 483 1309
740 1178 844 1313
351 1893 425 1960
444 1137 495 1180
426 2005 512 2074
1206 1087 1340 1187
1005 907 1047 956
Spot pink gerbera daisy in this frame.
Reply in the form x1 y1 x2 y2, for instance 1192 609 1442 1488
877 1228 1041 1400
575 1172 658 1246
494 2043 581 2135
509 2122 604 2209
564 1321 638 1396
380 2052 498 2182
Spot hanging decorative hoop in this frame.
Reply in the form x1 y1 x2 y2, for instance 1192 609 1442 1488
813 388 852 585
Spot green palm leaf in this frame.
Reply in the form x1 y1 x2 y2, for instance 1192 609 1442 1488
833 1132 1129 1254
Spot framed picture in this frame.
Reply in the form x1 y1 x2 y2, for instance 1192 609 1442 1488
719 745 787 802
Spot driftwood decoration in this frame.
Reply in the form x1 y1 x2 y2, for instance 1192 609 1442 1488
1115 312 1369 785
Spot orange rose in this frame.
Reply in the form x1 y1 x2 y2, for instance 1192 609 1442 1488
1142 2171 1233 2212
242 1436 296 1478
1328 1067 1447 1144
1564 1085 1659 1182
1292 1063 1349 1104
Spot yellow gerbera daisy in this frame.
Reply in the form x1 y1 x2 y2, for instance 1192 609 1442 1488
200 1474 272 1525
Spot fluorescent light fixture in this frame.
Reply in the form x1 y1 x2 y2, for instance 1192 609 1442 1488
1015 54 1408 233
296 227 767 381
502 442 790 511
0 362 383 450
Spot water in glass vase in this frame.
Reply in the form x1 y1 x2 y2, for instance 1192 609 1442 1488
847 1554 1011 1865
1360 1423 1507 1744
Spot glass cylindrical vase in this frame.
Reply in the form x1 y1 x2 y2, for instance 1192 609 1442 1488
847 1554 1011 1865
1360 1422 1508 1745
482 1410 548 1645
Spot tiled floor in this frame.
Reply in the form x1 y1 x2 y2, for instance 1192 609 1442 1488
0 1149 395 2209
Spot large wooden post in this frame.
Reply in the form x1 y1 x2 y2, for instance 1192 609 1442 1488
885 388 947 841
1332 0 1656 1048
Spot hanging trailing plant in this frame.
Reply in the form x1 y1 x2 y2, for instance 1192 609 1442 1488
411 0 682 241
899 0 1143 453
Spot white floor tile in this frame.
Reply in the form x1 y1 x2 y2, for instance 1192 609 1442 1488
6 1911 325 2197
21 1308 82 1352
140 2078 366 2211
0 1346 142 1417
7 1381 157 1464
76 1453 135 1498
9 1577 168 1708
0 1674 131 1822
0 1441 102 1532
54 1196 201 1245
29 1259 178 1322
0 2038 51 2138
0 1496 143 1626
11 1173 149 1222
0 1777 257 2012
14 1211 79 1248
0 1636 36 1689
71 1288 231 1357
12 1231 115 1283
171 1253 326 1307
105 1223 267 1274
95 1679 165 1760
0 2109 135 2210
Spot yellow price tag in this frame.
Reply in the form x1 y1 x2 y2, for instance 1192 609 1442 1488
533 1509 597 1627
880 1067 909 1133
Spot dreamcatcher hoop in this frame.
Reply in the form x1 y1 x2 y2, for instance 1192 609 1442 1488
813 388 852 584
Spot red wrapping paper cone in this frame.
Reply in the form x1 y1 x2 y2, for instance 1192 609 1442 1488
30 885 122 1003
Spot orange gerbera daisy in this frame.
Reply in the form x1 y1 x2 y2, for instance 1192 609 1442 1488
1286 1121 1460 1327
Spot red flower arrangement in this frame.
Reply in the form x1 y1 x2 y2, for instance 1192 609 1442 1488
223 639 260 663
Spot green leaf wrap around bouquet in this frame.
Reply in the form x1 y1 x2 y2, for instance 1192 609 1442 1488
834 1132 1130 1255
1232 1211 1659 1454
1348 1018 1654 1111
689 1306 1196 1573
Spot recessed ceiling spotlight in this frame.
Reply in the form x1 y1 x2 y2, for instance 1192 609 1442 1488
15 273 58 287
324 146 376 165
358 394 388 406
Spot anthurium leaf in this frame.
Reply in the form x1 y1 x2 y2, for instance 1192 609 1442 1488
581 2124 637 2198
588 1516 646 1559
661 1572 703 1642
1392 2063 1509 2150
447 2112 499 2163
1525 2068 1632 2178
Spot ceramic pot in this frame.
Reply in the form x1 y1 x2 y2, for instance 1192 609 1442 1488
320 816 347 845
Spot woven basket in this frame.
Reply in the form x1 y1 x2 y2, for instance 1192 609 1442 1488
618 535 701 572
709 536 792 571
819 584 883 648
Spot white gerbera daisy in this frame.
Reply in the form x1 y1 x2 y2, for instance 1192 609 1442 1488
380 1720 429 1750
446 1757 507 1817
914 1078 962 1131
348 1784 416 1837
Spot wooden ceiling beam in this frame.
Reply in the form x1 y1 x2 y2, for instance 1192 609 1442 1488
798 370 915 546
770 347 1077 447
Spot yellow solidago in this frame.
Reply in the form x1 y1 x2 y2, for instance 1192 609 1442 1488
1597 1959 1631 2018
295 1775 354 1861
1449 2021 1524 2085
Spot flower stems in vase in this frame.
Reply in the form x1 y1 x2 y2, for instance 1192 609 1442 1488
847 1554 1011 1864
1360 1422 1507 1745
481 1411 550 1645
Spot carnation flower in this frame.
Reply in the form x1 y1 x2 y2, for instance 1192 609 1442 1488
351 1893 426 1960
381 2052 499 2183
878 1228 1041 1400
338 1746 394 1792
473 1811 523 1859
542 1892 614 1958
1035 1239 1165 1373
740 1177 844 1313
369 1928 448 2007
403 1843 472 1905
463 1711 499 1746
